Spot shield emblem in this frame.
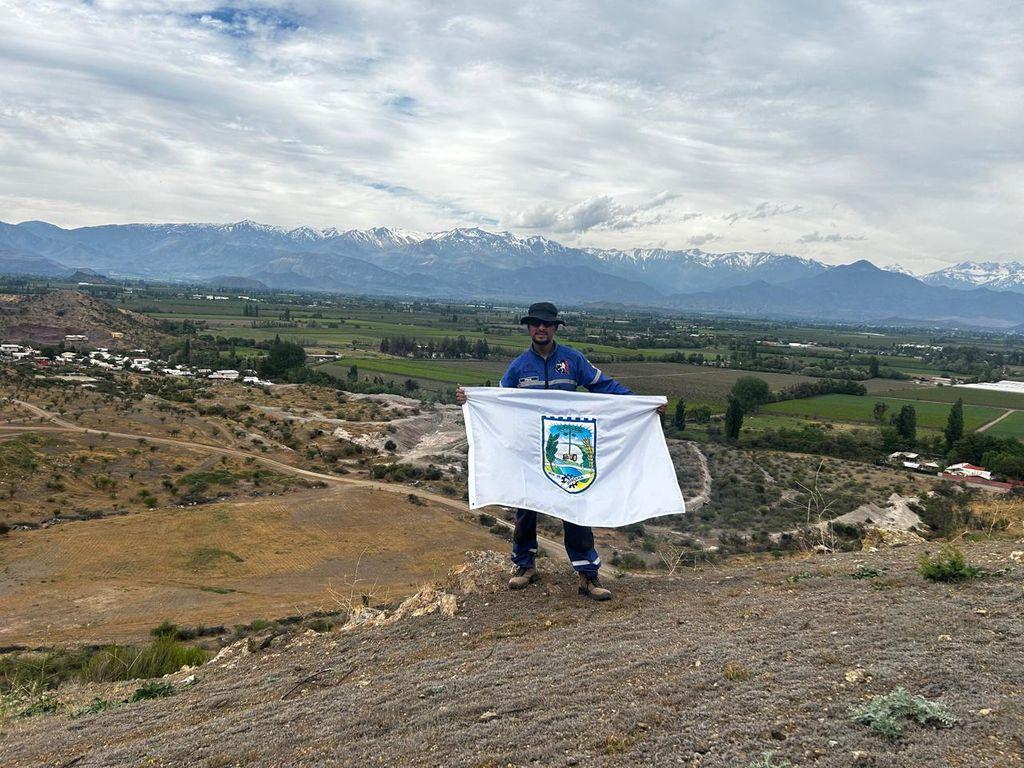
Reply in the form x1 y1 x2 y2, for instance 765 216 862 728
542 416 598 494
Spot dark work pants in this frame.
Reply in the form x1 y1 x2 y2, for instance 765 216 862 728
511 508 601 577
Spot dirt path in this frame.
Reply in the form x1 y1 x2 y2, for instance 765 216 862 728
684 440 712 513
4 398 566 558
977 408 1018 433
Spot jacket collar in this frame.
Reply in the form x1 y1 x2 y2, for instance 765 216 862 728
528 340 558 361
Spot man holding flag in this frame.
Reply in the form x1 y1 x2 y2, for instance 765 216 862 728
456 301 666 601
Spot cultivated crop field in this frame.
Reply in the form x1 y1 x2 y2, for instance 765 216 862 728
764 394 1006 431
985 410 1024 439
878 384 1024 410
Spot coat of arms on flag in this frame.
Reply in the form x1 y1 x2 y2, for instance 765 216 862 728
542 416 597 493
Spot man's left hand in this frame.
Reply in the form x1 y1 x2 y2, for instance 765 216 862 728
657 403 667 414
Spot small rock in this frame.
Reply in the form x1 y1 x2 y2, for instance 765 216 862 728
179 674 196 687
845 668 868 684
770 728 787 740
978 708 993 716
1009 550 1023 562
479 710 500 722
938 634 953 641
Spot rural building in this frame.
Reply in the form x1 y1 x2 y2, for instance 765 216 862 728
209 369 240 380
64 334 89 342
944 463 992 480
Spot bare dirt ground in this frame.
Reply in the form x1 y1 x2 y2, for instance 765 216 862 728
0 486 502 647
2 541 1021 768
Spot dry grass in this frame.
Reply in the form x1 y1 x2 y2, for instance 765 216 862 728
968 498 1024 536
0 486 499 646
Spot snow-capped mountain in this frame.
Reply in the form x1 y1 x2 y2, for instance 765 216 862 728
589 247 826 293
921 261 1024 293
3 219 1024 327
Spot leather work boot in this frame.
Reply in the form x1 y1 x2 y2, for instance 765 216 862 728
508 566 539 590
578 573 612 601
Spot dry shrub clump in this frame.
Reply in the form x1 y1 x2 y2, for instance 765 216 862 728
968 497 1024 536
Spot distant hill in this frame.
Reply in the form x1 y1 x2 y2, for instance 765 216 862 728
672 261 1024 328
0 247 68 278
2 219 1023 328
0 289 170 348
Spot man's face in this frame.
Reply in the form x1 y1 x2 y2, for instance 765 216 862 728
527 319 558 346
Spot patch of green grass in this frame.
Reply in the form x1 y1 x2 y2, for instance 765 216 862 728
985 409 1024 440
130 681 175 701
188 547 244 568
198 585 237 594
766 394 1005 432
850 687 959 739
917 545 983 582
0 436 39 479
177 469 237 493
80 637 209 683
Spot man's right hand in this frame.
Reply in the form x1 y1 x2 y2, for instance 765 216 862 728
456 385 467 405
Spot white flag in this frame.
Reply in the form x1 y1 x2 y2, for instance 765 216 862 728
462 387 685 527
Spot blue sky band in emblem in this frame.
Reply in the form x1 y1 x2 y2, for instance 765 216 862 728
541 416 598 494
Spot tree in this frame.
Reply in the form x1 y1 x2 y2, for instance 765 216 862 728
891 404 917 445
944 398 964 449
724 398 744 440
869 356 880 377
258 339 306 379
873 401 889 423
347 364 358 381
673 399 686 432
404 378 419 392
730 376 771 414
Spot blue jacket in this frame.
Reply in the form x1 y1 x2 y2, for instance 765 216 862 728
499 342 632 394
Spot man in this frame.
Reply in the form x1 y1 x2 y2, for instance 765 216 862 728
456 301 664 601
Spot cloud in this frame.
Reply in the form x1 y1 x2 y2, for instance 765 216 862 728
505 193 680 233
688 233 720 247
0 1 1020 270
797 231 867 243
723 203 802 226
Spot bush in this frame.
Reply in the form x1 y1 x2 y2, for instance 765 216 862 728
849 687 959 739
80 637 209 682
917 545 982 582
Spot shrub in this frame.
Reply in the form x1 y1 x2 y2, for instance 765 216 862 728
478 513 496 527
917 545 982 582
849 687 959 739
81 638 208 683
130 681 175 701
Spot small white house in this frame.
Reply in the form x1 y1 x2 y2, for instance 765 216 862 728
209 369 240 380
64 334 89 342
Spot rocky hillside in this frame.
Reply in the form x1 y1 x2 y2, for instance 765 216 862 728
3 542 1022 768
0 289 169 348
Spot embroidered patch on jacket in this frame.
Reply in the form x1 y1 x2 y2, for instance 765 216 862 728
554 359 570 375
541 416 597 494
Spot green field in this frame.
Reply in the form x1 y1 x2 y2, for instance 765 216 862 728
877 385 1024 410
764 394 1006 431
985 410 1024 439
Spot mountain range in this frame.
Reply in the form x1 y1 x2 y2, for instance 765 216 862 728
1 219 1022 329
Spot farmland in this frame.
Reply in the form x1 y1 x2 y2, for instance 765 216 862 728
985 410 1024 439
763 394 1006 431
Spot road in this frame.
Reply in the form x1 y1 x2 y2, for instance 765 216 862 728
4 398 568 557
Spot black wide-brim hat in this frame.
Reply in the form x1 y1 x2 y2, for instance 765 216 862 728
519 301 564 326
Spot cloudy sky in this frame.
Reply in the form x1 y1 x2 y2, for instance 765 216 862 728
1 1 1021 270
